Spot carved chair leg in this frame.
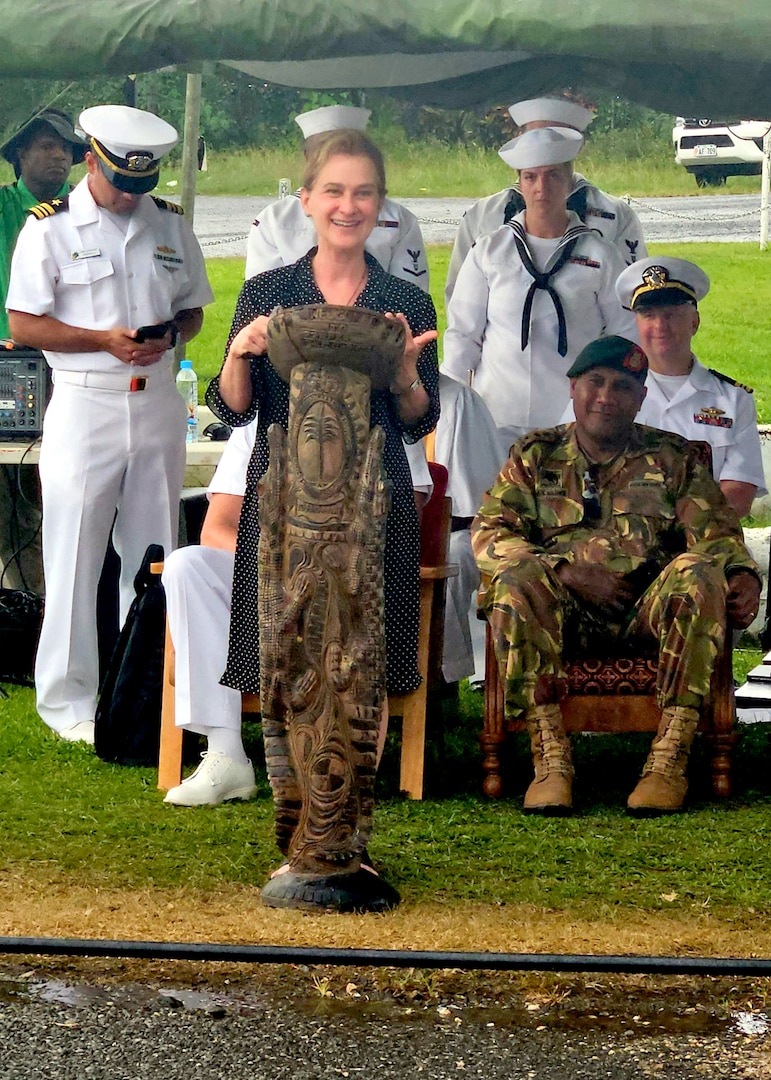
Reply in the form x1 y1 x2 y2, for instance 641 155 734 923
703 630 735 799
706 731 737 798
482 621 507 797
481 730 506 798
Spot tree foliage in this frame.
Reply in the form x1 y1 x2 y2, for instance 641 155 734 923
0 70 672 155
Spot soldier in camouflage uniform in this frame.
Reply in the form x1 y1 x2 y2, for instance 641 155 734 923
473 336 761 815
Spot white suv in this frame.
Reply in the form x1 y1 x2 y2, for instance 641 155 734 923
672 117 769 187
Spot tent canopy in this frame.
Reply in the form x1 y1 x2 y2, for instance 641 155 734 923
1 1 770 116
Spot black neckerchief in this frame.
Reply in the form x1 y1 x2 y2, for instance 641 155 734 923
506 219 592 357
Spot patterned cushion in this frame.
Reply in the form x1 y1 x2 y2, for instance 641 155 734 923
566 656 658 695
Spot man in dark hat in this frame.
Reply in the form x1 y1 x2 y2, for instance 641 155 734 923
6 104 213 745
0 109 86 594
473 336 761 815
0 108 86 338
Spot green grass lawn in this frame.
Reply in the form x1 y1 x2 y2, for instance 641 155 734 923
4 139 765 202
4 234 771 939
194 243 771 422
159 141 766 201
3 656 771 918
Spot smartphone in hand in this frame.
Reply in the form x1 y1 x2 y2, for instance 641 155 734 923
134 321 172 343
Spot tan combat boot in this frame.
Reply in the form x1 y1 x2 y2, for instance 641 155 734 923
523 704 573 814
627 706 700 815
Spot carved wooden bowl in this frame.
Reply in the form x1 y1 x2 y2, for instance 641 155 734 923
266 305 405 390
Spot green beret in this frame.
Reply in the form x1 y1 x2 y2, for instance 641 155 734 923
566 336 648 383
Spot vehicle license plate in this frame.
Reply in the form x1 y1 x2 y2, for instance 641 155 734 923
695 145 718 157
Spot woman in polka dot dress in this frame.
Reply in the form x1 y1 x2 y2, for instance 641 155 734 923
206 129 439 698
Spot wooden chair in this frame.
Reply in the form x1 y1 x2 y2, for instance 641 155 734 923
157 461 457 801
478 437 737 801
481 616 736 800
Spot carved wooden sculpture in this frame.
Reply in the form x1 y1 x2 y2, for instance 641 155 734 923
259 306 403 913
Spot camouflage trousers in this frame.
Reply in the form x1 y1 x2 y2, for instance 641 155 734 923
482 553 729 719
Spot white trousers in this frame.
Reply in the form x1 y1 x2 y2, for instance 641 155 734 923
441 528 486 684
162 545 241 734
35 378 186 732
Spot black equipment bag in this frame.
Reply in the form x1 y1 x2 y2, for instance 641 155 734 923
0 588 43 685
95 543 167 766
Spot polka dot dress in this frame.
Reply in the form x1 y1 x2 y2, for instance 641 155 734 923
206 251 440 695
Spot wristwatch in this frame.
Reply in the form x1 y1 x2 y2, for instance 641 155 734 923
392 375 422 396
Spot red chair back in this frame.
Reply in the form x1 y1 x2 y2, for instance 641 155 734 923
419 461 449 567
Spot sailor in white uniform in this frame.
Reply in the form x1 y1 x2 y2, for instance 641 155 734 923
245 105 428 291
161 426 433 807
445 95 647 305
443 126 637 467
432 373 501 684
616 256 765 517
6 105 213 743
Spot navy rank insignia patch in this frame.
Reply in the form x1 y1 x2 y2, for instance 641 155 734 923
151 196 184 214
27 196 69 219
709 368 753 394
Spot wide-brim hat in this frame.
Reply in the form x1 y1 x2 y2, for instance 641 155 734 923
79 105 177 194
1 108 86 168
566 336 648 383
295 105 371 140
498 126 584 171
508 96 595 131
616 257 710 311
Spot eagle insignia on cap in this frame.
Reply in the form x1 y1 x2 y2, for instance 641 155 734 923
642 265 669 290
126 152 154 172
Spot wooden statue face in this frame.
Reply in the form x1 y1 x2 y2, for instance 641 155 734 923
289 364 369 517
297 397 349 491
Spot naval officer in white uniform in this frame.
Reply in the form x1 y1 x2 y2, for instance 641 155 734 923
616 256 765 517
445 95 647 305
443 125 637 467
7 104 213 743
245 105 429 291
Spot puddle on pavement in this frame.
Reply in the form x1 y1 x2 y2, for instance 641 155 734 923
283 993 731 1037
0 977 256 1017
0 976 756 1038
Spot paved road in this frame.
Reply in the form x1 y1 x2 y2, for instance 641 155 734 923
191 194 764 259
2 966 769 1079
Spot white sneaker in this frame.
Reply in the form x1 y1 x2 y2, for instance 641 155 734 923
59 721 95 745
163 752 257 807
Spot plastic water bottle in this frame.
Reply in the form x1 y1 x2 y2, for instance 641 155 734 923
176 359 198 443
278 177 291 198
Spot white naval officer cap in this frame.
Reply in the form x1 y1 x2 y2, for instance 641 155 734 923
78 105 178 194
616 256 711 311
508 96 595 131
295 105 372 140
498 126 584 170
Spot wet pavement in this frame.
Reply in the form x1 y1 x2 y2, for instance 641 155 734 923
190 194 765 259
2 964 770 1078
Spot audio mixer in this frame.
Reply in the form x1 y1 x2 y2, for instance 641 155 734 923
0 345 48 438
